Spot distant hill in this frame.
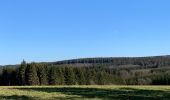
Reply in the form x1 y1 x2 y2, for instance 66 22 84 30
2 55 170 69
44 55 170 69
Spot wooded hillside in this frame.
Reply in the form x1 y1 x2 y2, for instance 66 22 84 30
1 55 170 85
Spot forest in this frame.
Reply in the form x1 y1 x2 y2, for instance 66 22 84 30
1 55 170 86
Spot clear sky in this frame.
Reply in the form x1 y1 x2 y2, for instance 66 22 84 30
0 0 170 65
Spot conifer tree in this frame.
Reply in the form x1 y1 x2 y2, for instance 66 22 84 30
17 60 27 85
97 71 106 85
2 68 10 85
65 67 76 85
49 67 58 85
56 67 65 85
25 63 40 85
37 64 48 85
75 68 85 85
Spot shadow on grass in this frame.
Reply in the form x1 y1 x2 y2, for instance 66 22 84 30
2 87 170 100
0 95 37 100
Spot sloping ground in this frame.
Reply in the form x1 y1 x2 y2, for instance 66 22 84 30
0 86 170 100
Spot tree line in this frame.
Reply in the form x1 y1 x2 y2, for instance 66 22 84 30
1 58 170 86
54 56 170 68
0 60 119 85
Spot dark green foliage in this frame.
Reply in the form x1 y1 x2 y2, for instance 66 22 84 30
17 60 27 85
37 64 48 85
49 67 65 85
1 68 10 85
75 68 85 85
54 56 170 68
55 67 65 85
49 67 58 85
25 63 40 85
97 71 107 85
85 68 96 85
1 56 170 86
64 67 76 85
1 67 17 86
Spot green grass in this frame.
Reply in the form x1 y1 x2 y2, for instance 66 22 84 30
0 85 170 100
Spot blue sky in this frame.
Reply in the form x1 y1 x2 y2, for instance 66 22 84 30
0 0 170 65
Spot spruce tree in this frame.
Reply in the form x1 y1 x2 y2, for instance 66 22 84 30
17 60 27 85
37 64 48 85
2 68 10 85
97 71 107 85
75 68 85 85
25 63 40 85
49 67 58 85
79 69 85 85
65 67 76 85
56 67 65 85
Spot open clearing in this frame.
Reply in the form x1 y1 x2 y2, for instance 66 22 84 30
0 85 170 100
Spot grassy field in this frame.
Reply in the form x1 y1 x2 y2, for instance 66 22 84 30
0 86 170 100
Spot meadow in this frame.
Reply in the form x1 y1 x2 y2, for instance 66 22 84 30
0 86 170 100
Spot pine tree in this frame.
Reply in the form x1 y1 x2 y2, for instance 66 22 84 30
2 68 17 86
2 68 10 85
56 67 65 85
86 68 96 85
97 71 107 85
65 67 76 85
25 63 40 85
17 60 27 85
49 67 58 85
75 68 85 85
37 64 48 85
79 70 85 85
